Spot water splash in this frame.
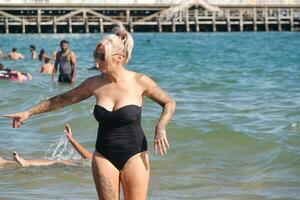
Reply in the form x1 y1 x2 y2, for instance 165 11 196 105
44 134 81 161
290 121 297 128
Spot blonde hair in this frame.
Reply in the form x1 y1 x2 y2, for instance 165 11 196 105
94 23 134 64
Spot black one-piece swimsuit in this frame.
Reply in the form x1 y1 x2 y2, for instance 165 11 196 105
93 104 147 170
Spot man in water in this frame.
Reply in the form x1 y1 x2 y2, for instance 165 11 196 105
52 40 77 84
29 45 38 60
7 47 25 60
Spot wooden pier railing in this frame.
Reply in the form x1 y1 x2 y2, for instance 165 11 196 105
0 4 299 33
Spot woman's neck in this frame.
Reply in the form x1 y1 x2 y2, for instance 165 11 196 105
105 66 127 83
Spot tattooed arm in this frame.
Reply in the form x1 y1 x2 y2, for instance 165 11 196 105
4 78 94 128
139 74 176 156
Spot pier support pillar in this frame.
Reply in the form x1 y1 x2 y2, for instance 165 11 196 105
53 16 57 34
129 17 134 33
194 8 199 32
172 17 176 32
5 18 9 34
37 9 41 34
83 11 89 33
99 18 104 33
212 12 216 32
290 9 294 31
226 10 231 32
68 18 72 33
126 9 130 23
22 17 26 34
185 10 190 32
264 8 269 31
179 11 182 22
239 9 244 32
277 8 282 31
157 17 162 32
253 8 257 32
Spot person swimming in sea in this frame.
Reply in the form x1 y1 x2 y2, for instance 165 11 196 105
39 56 54 74
29 45 38 60
7 47 25 60
38 49 47 61
0 63 32 82
0 124 92 167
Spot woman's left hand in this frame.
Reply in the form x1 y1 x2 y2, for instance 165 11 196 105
154 126 170 156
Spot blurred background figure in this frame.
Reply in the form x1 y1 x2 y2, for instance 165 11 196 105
39 56 54 74
7 47 25 60
29 45 38 60
38 49 47 61
0 63 32 82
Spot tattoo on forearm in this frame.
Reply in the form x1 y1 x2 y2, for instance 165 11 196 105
157 103 175 129
29 81 91 115
148 88 175 129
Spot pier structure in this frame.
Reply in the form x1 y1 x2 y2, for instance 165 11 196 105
0 2 299 33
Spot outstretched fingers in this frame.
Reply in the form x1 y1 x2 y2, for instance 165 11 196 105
3 114 20 128
3 112 29 128
154 137 170 156
64 123 73 140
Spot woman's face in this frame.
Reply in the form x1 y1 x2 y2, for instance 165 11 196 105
94 44 124 74
94 44 108 73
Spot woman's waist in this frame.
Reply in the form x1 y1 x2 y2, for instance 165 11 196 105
97 126 144 137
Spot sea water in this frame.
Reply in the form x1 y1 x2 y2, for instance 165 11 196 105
0 32 300 199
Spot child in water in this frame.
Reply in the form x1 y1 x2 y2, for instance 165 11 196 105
0 124 92 167
39 56 54 74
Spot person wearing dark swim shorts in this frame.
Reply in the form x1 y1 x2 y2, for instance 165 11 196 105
4 24 176 200
52 40 77 84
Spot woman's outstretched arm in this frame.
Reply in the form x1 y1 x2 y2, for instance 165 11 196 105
139 74 176 156
3 78 94 128
64 124 92 159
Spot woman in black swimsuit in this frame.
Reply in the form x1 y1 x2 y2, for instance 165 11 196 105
4 24 176 200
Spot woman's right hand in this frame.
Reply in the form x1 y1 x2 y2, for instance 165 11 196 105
3 111 30 128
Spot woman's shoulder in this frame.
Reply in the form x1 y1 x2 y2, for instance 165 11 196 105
130 71 157 89
132 72 153 83
79 75 102 92
85 75 102 83
129 71 148 81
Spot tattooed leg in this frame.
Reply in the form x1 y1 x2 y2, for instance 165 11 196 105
92 151 120 200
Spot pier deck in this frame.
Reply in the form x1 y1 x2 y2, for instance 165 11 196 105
0 3 299 33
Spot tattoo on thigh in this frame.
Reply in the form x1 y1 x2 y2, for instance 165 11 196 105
98 173 117 200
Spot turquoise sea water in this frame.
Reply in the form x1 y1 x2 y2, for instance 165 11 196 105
0 32 300 200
